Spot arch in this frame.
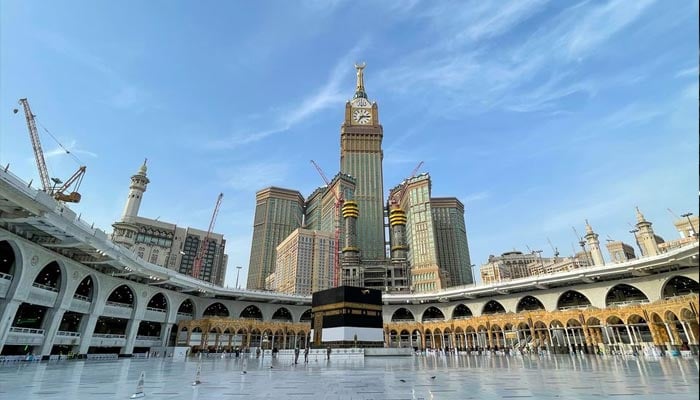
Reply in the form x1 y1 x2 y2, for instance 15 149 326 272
147 292 168 312
605 284 649 306
516 296 545 312
421 306 445 322
107 284 136 307
203 302 230 317
556 290 592 310
482 300 506 315
391 308 415 322
271 307 292 322
177 299 195 316
32 261 62 292
0 240 17 277
299 309 312 323
73 275 96 302
451 304 473 319
662 276 699 298
239 305 263 320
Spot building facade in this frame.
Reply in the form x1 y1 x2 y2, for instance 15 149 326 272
247 187 304 290
431 197 473 287
111 161 227 286
274 228 336 296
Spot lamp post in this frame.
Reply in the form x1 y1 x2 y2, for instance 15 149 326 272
680 212 698 238
235 266 242 289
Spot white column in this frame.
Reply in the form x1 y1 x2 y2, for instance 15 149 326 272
122 319 142 355
0 299 21 353
39 308 67 357
664 323 675 345
77 313 99 355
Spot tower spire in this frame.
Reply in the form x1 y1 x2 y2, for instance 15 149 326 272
353 62 367 99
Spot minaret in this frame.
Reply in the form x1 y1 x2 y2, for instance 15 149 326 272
635 207 659 257
341 200 362 286
584 220 605 266
121 159 150 220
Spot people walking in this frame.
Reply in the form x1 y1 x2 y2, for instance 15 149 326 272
294 346 300 364
326 346 332 360
304 346 309 363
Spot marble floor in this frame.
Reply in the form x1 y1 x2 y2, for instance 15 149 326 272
0 353 698 399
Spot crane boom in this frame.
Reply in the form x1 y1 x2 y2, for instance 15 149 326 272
390 161 424 206
192 193 224 280
18 98 51 192
310 160 342 287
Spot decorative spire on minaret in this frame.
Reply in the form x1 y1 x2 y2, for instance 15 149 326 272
635 206 647 224
353 62 367 99
583 219 605 266
121 159 151 220
634 207 659 257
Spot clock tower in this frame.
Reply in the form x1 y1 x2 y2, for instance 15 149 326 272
340 63 386 261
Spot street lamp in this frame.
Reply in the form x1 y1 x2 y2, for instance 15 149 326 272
680 212 698 238
235 266 242 289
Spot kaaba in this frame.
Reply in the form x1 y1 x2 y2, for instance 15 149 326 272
310 286 384 348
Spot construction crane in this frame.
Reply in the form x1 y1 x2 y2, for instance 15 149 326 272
15 98 86 203
546 237 560 258
192 193 224 280
310 160 343 287
389 161 423 208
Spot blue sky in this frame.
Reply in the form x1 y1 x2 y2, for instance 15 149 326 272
1 0 697 288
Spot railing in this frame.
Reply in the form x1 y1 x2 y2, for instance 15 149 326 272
31 282 59 292
136 335 160 341
558 305 592 311
92 333 126 339
9 327 45 334
608 300 650 307
86 354 118 360
56 331 81 337
177 312 194 318
0 272 12 280
73 294 91 302
105 301 133 309
146 307 166 313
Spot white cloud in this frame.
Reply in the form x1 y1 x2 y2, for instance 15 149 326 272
218 162 291 191
207 38 370 150
675 66 698 78
379 0 657 116
44 140 98 159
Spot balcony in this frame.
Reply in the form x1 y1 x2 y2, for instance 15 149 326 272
0 272 12 298
91 333 126 347
55 330 81 345
5 327 45 345
103 301 134 318
28 283 59 307
143 307 167 322
69 295 91 313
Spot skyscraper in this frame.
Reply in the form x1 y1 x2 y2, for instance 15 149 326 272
339 63 386 261
431 197 473 286
246 187 304 290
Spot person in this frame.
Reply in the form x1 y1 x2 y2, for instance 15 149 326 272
326 346 332 360
304 346 309 363
256 348 261 358
272 347 278 358
294 346 300 364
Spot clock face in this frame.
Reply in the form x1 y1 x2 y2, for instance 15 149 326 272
352 108 371 124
